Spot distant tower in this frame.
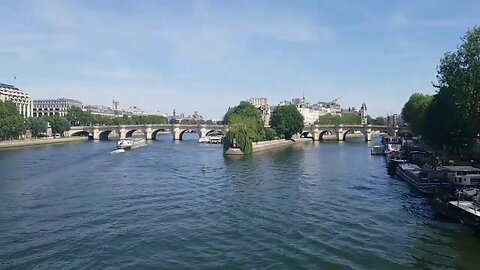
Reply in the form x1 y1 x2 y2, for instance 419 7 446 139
360 103 368 125
112 100 119 110
173 109 176 117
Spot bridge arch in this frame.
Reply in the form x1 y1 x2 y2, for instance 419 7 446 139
319 130 334 140
71 131 90 137
151 128 169 140
126 129 138 138
179 129 199 140
342 129 365 141
99 130 114 141
301 131 313 139
206 129 224 136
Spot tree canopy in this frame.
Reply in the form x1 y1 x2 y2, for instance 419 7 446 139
0 100 26 140
401 93 433 135
401 26 480 151
26 117 48 137
46 115 71 135
222 101 268 154
270 105 304 139
223 101 265 142
316 114 361 125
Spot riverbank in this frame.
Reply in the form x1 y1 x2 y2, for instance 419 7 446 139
225 138 311 155
0 137 89 150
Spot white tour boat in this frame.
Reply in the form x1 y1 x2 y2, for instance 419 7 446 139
116 137 146 150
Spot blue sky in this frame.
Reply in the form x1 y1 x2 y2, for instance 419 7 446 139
0 0 479 119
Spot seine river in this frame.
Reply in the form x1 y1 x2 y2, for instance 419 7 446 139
1 134 480 269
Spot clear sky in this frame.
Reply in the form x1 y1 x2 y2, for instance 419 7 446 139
0 0 479 119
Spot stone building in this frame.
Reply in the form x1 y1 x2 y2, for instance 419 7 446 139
33 98 83 117
0 83 33 118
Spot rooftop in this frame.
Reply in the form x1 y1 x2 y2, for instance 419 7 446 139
440 166 480 172
0 83 19 90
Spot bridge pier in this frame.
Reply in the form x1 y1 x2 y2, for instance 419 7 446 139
118 125 127 140
311 125 320 141
364 125 372 141
335 125 344 141
171 124 182 140
198 125 208 139
92 126 101 140
143 125 153 140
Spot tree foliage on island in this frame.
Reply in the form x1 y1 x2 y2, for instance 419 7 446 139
316 114 361 125
222 101 266 154
368 116 386 125
401 26 480 151
0 100 26 140
270 105 304 139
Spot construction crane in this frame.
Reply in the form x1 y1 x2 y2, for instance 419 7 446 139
330 96 343 104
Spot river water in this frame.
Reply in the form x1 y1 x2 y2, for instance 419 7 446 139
1 134 480 269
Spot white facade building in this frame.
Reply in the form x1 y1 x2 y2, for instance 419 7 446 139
0 83 33 118
33 98 83 117
248 97 271 126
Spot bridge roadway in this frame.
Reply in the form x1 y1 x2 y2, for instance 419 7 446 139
68 123 410 142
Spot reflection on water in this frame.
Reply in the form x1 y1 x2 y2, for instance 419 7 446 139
1 135 480 269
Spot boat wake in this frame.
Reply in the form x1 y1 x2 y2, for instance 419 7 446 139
110 149 126 154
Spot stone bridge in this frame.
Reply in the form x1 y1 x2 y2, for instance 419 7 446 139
301 124 411 141
68 124 228 141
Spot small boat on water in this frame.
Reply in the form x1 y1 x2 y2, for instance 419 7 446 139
208 135 223 144
433 190 480 229
116 137 146 150
382 136 402 154
199 137 210 143
371 145 384 155
396 163 451 194
387 150 407 165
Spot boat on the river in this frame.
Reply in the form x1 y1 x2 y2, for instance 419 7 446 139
437 166 480 188
116 137 146 150
396 163 451 194
433 190 480 229
208 135 223 144
382 136 402 154
199 137 210 143
371 145 384 155
387 150 407 165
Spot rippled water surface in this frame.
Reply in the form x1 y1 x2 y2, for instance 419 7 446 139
2 134 480 269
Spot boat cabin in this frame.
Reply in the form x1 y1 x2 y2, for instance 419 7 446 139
438 166 480 187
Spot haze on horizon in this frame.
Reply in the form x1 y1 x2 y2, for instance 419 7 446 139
0 0 479 119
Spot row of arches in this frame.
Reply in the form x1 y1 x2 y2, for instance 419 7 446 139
71 128 225 141
300 129 414 141
301 129 364 141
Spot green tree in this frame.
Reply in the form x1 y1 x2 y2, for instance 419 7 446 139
270 105 304 139
47 115 71 135
401 93 433 135
26 117 48 137
368 116 386 125
223 121 253 154
316 114 361 125
0 100 26 140
432 26 480 144
264 127 278 140
223 101 265 142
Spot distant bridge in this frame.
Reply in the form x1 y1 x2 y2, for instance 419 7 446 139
68 124 228 141
67 123 410 142
301 124 411 141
